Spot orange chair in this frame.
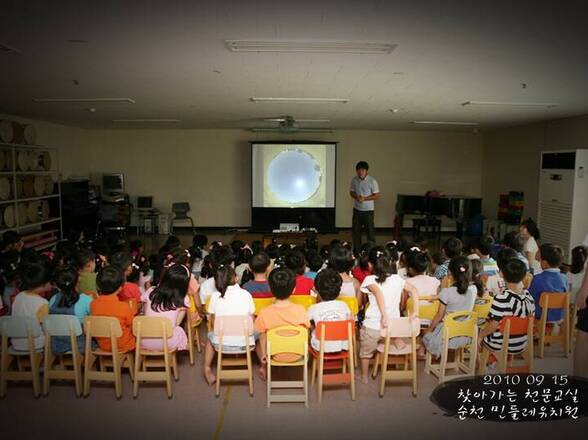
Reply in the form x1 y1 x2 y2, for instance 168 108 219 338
523 273 533 289
536 292 570 358
479 316 534 374
310 320 355 402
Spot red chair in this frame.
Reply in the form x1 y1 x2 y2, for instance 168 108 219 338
479 316 534 374
310 320 355 403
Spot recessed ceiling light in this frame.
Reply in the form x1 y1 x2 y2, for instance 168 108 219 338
111 119 180 123
388 108 400 113
462 100 558 108
226 40 397 54
33 97 136 104
250 97 349 104
412 121 478 126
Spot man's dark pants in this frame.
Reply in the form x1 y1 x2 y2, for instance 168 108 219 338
352 208 375 254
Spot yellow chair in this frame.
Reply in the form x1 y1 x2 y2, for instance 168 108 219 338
42 315 84 397
425 311 478 384
523 273 533 289
290 295 316 310
0 316 43 398
185 295 203 365
132 316 177 398
479 316 534 374
253 297 275 316
267 325 308 407
205 296 213 331
473 296 493 326
407 295 439 327
372 317 420 397
570 303 578 353
337 296 359 316
83 316 134 399
213 315 255 397
441 275 454 289
536 292 570 358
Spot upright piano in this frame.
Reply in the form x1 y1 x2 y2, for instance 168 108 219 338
395 194 482 238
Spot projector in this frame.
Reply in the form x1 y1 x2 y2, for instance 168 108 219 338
279 223 300 232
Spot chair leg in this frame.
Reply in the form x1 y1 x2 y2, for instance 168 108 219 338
266 361 271 408
303 355 308 408
113 354 122 399
187 323 194 366
349 355 356 401
126 354 135 381
478 348 489 375
412 348 418 397
73 354 82 397
379 356 386 397
372 353 380 379
538 321 546 358
133 351 141 398
311 357 317 387
215 349 222 397
43 350 52 396
83 353 93 397
425 352 431 375
164 350 172 399
195 325 202 353
246 347 253 396
172 352 179 381
31 352 41 398
318 354 324 403
439 347 448 384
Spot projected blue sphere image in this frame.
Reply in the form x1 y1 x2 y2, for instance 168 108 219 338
267 149 321 203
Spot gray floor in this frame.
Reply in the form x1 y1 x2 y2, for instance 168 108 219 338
0 333 583 440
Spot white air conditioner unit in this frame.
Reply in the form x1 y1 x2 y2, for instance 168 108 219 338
538 149 588 258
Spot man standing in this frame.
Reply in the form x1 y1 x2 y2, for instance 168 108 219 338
350 161 380 253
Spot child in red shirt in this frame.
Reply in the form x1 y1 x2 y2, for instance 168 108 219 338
109 251 141 303
284 250 314 294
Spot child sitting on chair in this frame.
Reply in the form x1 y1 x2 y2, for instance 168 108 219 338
328 246 360 300
141 263 190 353
203 264 255 385
90 266 135 353
421 257 476 358
472 235 500 276
109 251 141 303
242 252 273 298
358 246 418 384
308 268 351 353
478 258 535 356
528 243 568 328
76 248 97 296
254 267 311 381
284 250 314 295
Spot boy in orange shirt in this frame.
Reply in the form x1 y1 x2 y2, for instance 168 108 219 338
254 267 310 380
90 266 135 352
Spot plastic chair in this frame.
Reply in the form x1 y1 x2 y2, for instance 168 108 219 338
473 296 493 326
441 275 454 289
253 297 274 316
185 295 202 365
83 316 135 399
336 296 360 363
0 316 43 398
42 315 83 396
425 311 478 384
536 292 570 358
267 325 308 407
132 316 177 398
406 295 439 327
170 202 194 234
290 295 316 310
310 320 355 403
213 315 255 397
523 273 533 289
479 316 534 374
337 296 359 316
372 317 420 397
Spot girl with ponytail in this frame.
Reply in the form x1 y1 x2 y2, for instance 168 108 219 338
141 263 190 352
358 246 418 383
203 262 255 386
421 256 477 358
48 266 94 353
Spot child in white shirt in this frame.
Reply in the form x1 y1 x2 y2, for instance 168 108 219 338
308 268 351 353
359 246 418 383
203 264 255 386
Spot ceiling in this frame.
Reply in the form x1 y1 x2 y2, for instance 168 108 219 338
0 0 587 130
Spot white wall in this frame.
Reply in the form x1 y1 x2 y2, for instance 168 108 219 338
1 114 484 228
481 114 588 221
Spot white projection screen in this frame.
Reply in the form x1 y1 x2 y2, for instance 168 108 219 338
251 143 336 208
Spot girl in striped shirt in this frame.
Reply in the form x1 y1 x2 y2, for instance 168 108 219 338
478 258 535 354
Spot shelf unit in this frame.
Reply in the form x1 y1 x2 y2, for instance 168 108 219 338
0 142 62 251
